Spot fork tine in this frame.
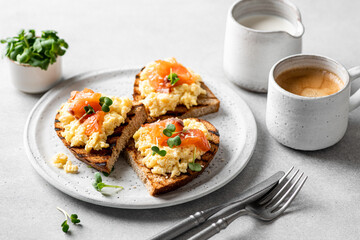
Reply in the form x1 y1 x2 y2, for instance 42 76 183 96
259 167 295 205
265 169 300 207
267 172 304 211
279 166 294 183
271 175 308 215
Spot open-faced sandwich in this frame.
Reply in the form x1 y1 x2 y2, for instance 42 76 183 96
134 58 220 122
124 118 220 196
55 88 147 173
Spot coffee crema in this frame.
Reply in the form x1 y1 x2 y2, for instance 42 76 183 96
275 68 344 97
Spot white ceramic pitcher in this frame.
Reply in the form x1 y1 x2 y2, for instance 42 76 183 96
223 0 304 92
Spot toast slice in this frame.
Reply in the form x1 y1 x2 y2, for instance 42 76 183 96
55 102 147 173
134 70 220 123
124 118 220 196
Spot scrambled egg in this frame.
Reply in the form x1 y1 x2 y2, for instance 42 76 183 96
133 119 212 178
52 153 68 168
52 153 78 174
139 60 206 117
58 96 132 152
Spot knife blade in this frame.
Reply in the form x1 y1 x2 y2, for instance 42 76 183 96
148 171 285 240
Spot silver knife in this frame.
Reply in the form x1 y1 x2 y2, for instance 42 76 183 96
148 171 285 240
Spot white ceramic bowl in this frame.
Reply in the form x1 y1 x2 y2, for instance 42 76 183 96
8 57 62 94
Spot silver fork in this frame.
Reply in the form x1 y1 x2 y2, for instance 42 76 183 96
189 167 308 240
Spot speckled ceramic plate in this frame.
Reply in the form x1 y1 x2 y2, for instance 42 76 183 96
24 68 257 209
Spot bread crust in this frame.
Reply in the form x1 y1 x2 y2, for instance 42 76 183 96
124 118 220 196
133 70 220 123
55 102 147 173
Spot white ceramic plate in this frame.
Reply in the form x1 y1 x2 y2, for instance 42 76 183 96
24 68 257 209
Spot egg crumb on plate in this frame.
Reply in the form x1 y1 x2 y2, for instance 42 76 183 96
52 153 78 174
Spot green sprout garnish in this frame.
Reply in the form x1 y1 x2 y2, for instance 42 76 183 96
99 96 113 112
167 68 179 85
61 220 69 233
92 172 123 193
163 123 176 137
57 207 80 233
70 214 80 224
151 146 167 156
167 135 182 148
189 147 202 172
84 104 95 115
161 123 183 148
168 73 179 85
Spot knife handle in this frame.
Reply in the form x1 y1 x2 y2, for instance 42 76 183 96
148 211 207 240
188 210 247 240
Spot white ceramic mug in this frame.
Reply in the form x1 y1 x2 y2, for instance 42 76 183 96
266 54 360 150
223 0 304 92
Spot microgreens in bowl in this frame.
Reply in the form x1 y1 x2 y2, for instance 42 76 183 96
1 29 68 70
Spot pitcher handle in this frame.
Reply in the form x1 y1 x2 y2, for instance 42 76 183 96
348 66 360 112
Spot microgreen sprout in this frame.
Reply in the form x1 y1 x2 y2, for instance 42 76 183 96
99 96 113 112
92 172 123 193
84 104 95 115
61 220 69 233
163 123 176 137
57 207 80 233
167 135 182 148
189 147 202 172
151 146 167 156
162 123 183 148
167 68 179 85
70 214 80 224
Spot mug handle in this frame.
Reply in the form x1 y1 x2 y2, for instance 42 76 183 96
348 66 360 112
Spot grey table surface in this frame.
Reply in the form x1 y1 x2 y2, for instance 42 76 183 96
1 0 360 239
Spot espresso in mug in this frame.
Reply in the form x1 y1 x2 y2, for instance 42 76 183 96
276 68 344 97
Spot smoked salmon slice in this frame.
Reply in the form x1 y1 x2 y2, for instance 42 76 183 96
68 88 102 119
142 58 196 93
83 111 105 136
144 118 210 151
67 88 105 135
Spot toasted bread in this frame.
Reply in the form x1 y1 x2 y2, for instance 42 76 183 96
124 118 220 196
55 103 147 173
133 70 220 123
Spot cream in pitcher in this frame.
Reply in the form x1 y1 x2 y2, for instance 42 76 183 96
238 14 296 35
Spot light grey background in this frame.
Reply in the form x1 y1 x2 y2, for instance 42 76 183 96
1 0 360 239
